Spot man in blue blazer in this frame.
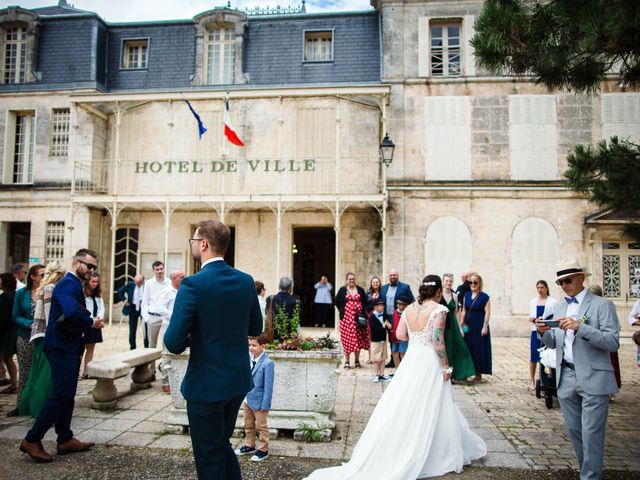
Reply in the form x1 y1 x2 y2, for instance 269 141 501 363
164 220 262 480
380 269 415 367
117 274 144 349
20 249 104 462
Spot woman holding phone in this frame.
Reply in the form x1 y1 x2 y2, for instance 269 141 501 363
527 280 557 392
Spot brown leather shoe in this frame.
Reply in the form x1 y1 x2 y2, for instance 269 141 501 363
56 437 95 455
19 439 53 463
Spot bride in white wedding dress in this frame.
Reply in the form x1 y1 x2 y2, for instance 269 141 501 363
304 275 487 480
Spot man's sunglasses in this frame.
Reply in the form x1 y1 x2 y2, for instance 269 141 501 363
77 259 98 271
556 276 575 286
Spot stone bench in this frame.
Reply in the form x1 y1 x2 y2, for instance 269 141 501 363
86 347 162 410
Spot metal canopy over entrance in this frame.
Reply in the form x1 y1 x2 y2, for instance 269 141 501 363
68 84 391 325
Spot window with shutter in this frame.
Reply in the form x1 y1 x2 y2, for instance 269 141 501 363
425 217 472 284
601 93 640 142
424 96 471 180
511 218 559 314
509 95 558 180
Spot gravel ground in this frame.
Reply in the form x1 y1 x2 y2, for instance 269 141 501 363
4 440 638 480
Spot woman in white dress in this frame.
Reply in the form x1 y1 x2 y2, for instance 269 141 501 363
304 275 486 480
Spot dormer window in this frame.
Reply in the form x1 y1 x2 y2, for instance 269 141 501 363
206 27 235 84
0 7 40 84
122 39 148 70
304 30 333 62
192 8 247 86
3 26 27 83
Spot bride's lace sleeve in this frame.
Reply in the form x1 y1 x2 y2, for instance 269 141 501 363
432 309 448 366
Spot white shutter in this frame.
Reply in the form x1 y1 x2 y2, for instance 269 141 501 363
424 96 471 180
425 217 472 284
511 218 559 314
463 15 476 77
601 93 640 142
418 17 430 77
509 95 558 180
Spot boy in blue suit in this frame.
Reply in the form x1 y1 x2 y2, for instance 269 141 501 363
235 333 275 462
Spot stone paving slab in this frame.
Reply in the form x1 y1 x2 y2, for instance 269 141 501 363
0 324 637 475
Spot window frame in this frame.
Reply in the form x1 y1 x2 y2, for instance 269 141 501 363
49 107 70 157
204 25 236 85
120 37 150 70
45 221 65 263
302 29 334 63
6 110 36 185
2 25 28 84
429 21 462 77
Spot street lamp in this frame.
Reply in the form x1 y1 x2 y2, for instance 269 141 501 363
380 133 395 167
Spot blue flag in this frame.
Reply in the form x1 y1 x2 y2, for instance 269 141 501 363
185 100 207 139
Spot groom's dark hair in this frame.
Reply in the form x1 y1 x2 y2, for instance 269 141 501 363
197 220 230 255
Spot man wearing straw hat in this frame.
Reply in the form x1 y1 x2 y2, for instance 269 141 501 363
536 259 619 480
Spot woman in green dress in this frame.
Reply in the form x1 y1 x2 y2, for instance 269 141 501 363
19 261 66 418
440 273 475 381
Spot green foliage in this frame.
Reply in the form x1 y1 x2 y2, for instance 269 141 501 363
274 301 301 341
268 332 338 352
313 332 338 350
471 0 640 95
564 137 640 240
297 422 325 443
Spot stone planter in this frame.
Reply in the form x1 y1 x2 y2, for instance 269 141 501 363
164 348 342 439
164 348 190 431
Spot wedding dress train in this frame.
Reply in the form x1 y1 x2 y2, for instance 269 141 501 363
304 304 487 479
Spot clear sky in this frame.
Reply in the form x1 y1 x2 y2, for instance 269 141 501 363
7 0 374 22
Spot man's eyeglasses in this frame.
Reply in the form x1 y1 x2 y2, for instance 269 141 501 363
556 276 575 286
77 259 97 271
188 237 204 246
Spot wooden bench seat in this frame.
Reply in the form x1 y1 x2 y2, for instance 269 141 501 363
86 347 162 410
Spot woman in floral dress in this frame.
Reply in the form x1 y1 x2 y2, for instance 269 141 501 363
335 272 369 369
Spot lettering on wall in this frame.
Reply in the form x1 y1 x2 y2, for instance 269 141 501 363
134 159 316 174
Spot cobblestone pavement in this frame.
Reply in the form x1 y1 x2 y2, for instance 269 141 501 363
0 323 638 479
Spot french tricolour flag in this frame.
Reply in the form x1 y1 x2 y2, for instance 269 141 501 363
224 99 244 147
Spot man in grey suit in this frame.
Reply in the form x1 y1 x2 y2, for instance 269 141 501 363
536 259 619 480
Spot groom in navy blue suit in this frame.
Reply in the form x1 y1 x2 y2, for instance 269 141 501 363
164 220 262 480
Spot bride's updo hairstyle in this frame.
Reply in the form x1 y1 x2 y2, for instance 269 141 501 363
417 275 442 304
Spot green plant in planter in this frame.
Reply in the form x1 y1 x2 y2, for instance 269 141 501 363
274 301 301 341
267 332 338 352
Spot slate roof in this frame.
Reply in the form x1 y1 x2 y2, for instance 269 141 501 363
0 3 380 93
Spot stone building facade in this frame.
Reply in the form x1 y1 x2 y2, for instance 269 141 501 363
0 1 638 333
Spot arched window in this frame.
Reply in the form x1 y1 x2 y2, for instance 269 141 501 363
193 9 246 86
511 218 559 314
3 26 27 83
0 7 40 85
425 217 472 285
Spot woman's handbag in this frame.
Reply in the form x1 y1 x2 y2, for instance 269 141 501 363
356 312 368 329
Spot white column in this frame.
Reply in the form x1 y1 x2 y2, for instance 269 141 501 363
163 200 171 267
382 196 387 277
108 202 119 326
276 200 282 282
113 105 122 196
219 200 226 224
334 200 341 335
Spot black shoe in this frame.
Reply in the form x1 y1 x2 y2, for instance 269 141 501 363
6 408 19 417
